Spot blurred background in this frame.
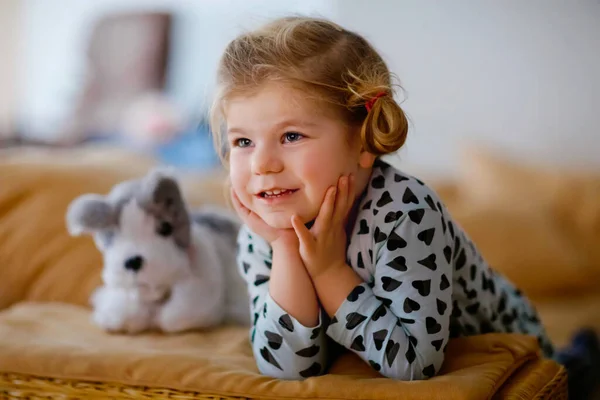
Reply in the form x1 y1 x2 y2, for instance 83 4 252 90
0 0 599 177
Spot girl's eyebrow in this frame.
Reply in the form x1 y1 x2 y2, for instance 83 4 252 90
227 119 320 136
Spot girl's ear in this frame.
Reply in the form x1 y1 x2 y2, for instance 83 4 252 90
358 149 376 169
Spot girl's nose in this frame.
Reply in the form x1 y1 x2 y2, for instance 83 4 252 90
252 146 283 175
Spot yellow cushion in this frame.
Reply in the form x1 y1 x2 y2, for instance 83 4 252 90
0 302 562 400
0 147 228 309
448 146 600 298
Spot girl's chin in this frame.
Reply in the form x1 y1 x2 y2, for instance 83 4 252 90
261 212 316 231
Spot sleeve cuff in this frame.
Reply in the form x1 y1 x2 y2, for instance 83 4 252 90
262 290 325 336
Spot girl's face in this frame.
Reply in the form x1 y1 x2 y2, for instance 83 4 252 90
226 83 374 229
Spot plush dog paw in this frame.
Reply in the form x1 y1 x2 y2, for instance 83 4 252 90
91 286 153 334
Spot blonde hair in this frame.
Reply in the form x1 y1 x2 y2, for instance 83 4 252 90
210 16 408 162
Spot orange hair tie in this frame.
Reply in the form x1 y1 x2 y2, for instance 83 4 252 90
365 92 387 112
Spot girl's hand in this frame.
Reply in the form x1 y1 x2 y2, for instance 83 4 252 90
230 188 297 248
291 175 355 280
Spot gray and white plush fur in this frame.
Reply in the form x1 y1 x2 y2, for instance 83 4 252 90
66 168 249 334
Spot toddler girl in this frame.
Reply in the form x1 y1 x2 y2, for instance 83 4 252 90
210 15 599 397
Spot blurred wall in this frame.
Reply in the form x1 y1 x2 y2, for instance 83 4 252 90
16 0 336 141
14 1 600 178
0 0 20 139
337 1 600 177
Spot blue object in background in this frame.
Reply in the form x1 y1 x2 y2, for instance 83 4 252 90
154 122 221 170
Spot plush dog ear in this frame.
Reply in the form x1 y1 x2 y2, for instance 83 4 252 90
137 167 191 247
66 194 116 236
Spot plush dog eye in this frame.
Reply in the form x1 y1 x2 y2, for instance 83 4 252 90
157 222 173 237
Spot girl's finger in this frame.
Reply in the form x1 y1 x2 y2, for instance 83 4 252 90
333 175 351 226
346 174 356 214
231 189 275 240
311 186 337 235
291 214 314 251
230 188 250 217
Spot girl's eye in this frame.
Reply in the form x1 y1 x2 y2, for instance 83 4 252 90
283 132 304 143
234 138 252 148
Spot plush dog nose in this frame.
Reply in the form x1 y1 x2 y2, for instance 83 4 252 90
124 255 143 272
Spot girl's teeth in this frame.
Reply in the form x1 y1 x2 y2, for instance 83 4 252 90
263 189 292 197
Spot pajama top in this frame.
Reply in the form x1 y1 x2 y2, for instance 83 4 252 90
236 159 555 380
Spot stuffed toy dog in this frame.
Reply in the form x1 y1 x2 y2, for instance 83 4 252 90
66 168 249 334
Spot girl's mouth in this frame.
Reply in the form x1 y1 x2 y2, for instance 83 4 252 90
258 189 298 199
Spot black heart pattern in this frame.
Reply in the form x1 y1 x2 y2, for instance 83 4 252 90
408 209 425 224
431 339 444 351
387 255 407 271
278 314 294 332
358 219 369 235
248 244 253 254
443 246 452 264
357 252 365 269
418 254 437 271
243 262 251 274
422 365 436 378
440 274 450 290
347 285 366 302
296 345 320 358
409 336 418 347
405 343 416 364
369 360 381 371
482 272 496 294
351 335 366 352
385 340 400 367
412 279 431 296
454 236 461 255
385 211 403 223
310 327 321 339
345 312 367 329
455 249 466 271
362 200 372 210
470 264 477 281
254 274 269 286
424 194 437 211
394 173 409 182
402 188 419 204
377 191 393 207
252 296 259 308
372 175 385 189
372 304 388 321
387 231 407 250
265 331 282 350
426 317 442 334
376 296 393 308
448 221 455 238
374 227 387 243
381 276 402 291
373 209 379 215
400 317 415 324
417 228 435 245
403 297 421 313
437 299 447 315
260 347 282 370
299 362 322 378
373 329 388 350
264 260 272 269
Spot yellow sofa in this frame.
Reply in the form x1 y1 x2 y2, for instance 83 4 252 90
1 145 588 399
